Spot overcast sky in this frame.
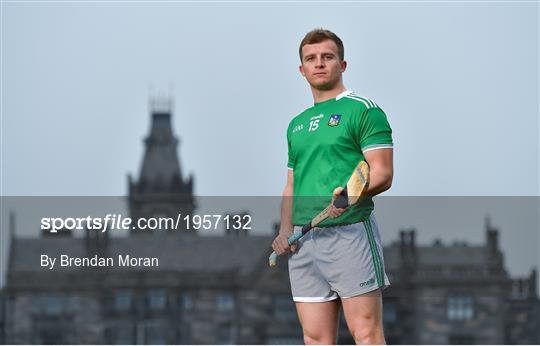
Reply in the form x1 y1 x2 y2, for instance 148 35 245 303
1 2 539 286
2 1 538 197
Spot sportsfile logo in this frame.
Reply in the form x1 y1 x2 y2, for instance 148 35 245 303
359 278 375 287
40 213 252 233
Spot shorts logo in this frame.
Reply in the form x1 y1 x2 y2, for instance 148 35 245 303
359 278 375 287
328 114 342 127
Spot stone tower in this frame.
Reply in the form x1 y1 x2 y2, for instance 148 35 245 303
128 98 195 235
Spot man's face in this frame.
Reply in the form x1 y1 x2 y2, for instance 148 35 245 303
299 39 347 91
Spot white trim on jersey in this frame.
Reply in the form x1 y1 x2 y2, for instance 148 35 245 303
350 93 370 106
337 90 379 109
287 167 294 170
336 89 353 100
348 93 378 108
352 93 377 107
362 144 393 153
345 95 372 108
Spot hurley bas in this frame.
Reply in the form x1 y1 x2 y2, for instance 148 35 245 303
41 254 159 269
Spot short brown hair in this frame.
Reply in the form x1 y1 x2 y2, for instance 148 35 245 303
299 29 344 62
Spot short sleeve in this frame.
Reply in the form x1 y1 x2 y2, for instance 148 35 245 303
287 122 296 169
358 107 393 153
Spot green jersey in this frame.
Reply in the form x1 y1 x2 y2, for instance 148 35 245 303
287 90 393 227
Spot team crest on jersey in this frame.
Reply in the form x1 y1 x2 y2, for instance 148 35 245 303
328 114 342 127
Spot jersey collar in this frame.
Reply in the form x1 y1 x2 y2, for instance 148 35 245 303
336 90 353 100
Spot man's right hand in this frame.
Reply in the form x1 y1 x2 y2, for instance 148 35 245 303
272 231 298 256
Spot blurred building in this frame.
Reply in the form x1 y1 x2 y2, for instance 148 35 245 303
381 227 539 345
3 103 539 344
505 269 540 344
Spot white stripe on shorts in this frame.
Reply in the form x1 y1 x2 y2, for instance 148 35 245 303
293 294 339 303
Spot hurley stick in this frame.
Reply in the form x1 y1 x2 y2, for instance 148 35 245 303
269 160 370 267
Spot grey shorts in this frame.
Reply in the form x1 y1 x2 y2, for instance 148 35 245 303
288 213 390 302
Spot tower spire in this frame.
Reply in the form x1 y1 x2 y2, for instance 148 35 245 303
137 97 186 189
128 96 195 235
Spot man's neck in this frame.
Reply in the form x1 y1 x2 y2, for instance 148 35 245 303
311 84 347 104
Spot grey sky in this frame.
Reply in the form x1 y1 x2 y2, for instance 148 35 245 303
1 2 539 287
2 1 538 197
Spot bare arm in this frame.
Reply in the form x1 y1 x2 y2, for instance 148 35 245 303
363 148 393 196
329 148 393 218
280 169 294 234
272 169 297 255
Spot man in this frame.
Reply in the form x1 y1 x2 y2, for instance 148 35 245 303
271 29 393 345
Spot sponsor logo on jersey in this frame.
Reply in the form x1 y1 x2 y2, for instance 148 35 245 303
328 114 342 126
359 278 375 287
292 124 304 133
310 114 324 121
